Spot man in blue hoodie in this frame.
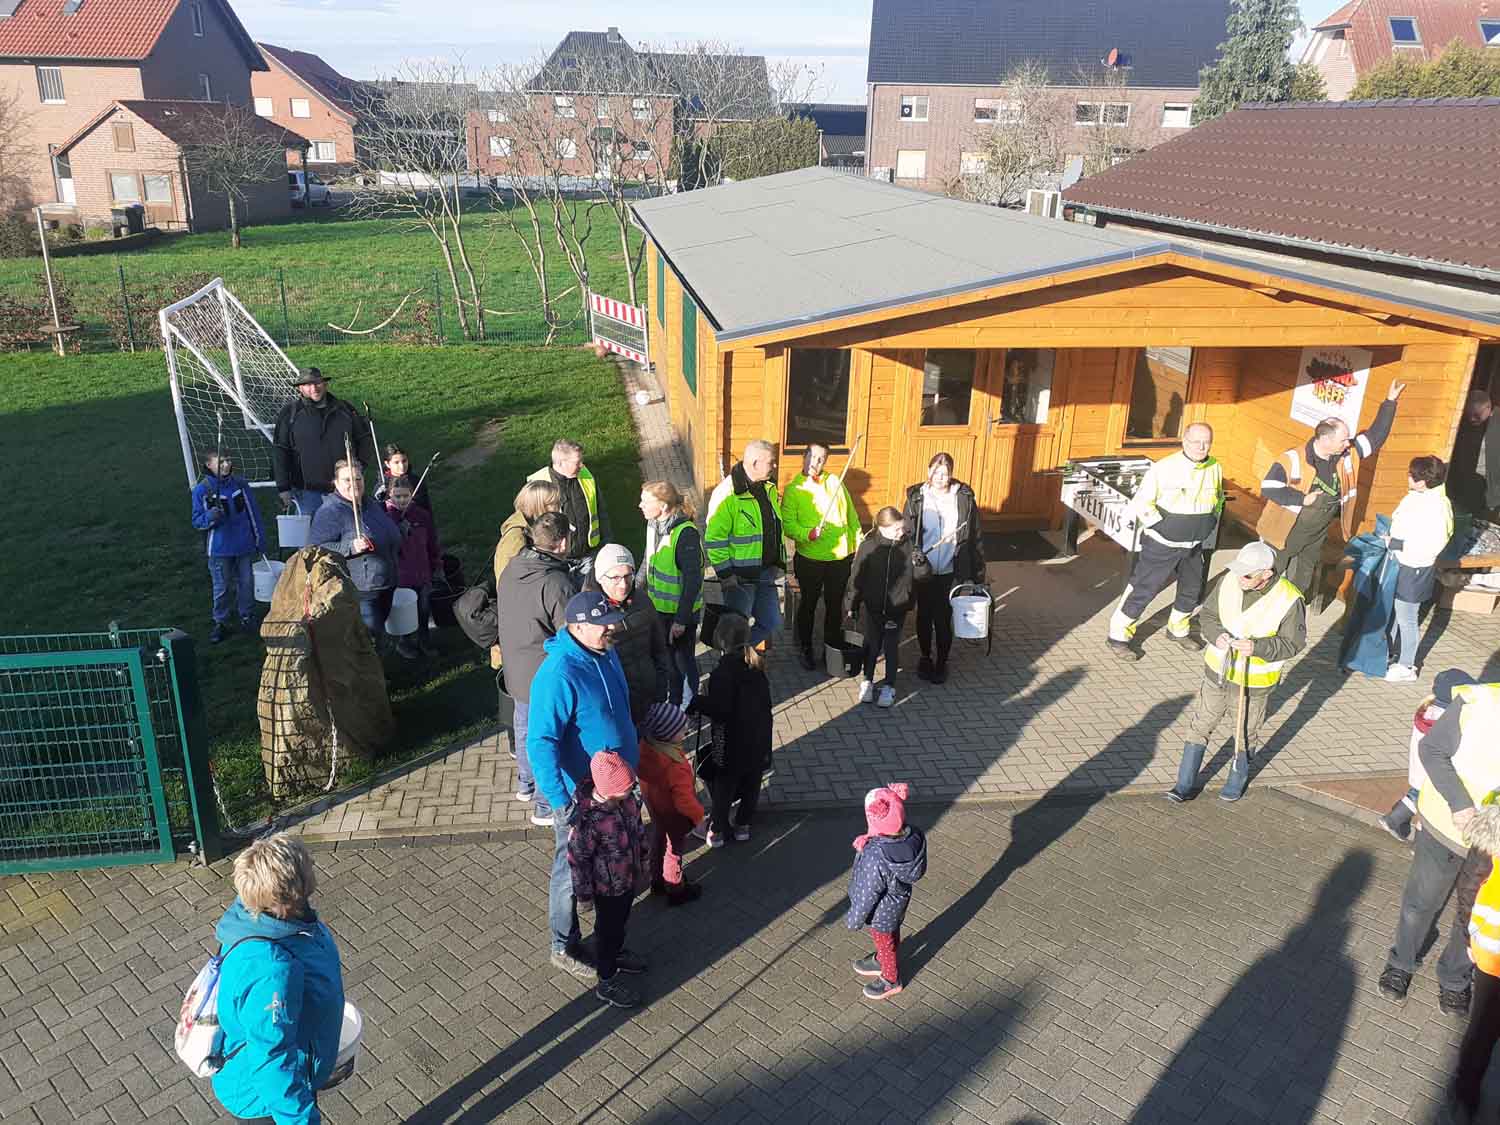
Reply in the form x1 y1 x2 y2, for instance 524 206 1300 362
529 591 641 979
191 448 266 645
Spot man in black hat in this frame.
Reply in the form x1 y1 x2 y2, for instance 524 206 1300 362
272 367 373 515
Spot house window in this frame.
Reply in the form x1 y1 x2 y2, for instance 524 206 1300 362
920 350 976 427
1075 102 1100 125
1480 19 1500 45
489 136 511 157
36 67 65 104
974 98 1019 123
254 96 274 116
111 122 135 152
1102 103 1130 126
1388 16 1420 43
487 108 508 123
1161 103 1192 128
959 151 986 175
682 293 697 395
998 349 1054 424
110 172 142 202
785 349 851 448
291 98 310 118
894 149 926 180
554 95 576 118
899 95 928 121
310 141 336 162
1125 347 1193 442
197 73 212 100
632 97 650 120
656 249 664 327
556 138 578 160
190 1 203 35
596 97 611 120
631 140 651 161
143 174 172 204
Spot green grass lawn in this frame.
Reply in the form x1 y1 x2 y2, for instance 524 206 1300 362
0 342 643 828
3 202 645 350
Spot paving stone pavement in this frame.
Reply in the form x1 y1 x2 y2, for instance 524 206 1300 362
0 789 1486 1124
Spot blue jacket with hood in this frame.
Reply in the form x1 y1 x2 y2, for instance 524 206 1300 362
527 627 640 812
191 472 265 558
210 898 344 1125
846 826 929 934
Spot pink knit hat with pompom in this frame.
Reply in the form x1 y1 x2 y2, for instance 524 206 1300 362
854 783 910 850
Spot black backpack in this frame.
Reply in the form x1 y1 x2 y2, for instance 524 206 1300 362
453 576 497 650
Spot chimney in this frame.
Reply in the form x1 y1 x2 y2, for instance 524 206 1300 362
607 26 622 42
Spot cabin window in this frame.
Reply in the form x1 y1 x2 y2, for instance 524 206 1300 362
1125 347 1192 442
682 293 697 395
920 350 976 427
998 348 1055 424
655 249 664 327
785 349 851 448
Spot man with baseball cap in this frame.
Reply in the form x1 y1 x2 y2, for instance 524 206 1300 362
271 366 374 516
1166 540 1307 804
528 590 642 981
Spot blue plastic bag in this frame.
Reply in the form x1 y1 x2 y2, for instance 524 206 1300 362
1339 514 1396 677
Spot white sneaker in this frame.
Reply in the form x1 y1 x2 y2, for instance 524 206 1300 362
1385 664 1418 683
858 679 875 703
514 789 534 803
706 829 725 849
733 825 751 842
876 685 895 708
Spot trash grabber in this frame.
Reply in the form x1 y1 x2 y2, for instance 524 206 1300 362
212 410 225 503
411 451 440 498
813 431 864 534
1233 650 1249 760
343 431 364 541
362 400 381 470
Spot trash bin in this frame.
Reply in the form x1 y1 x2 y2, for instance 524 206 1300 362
123 203 145 234
110 206 130 237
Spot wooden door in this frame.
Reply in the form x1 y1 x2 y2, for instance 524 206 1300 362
972 348 1069 527
895 347 988 494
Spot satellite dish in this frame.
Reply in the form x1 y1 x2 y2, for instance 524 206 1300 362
1104 47 1120 66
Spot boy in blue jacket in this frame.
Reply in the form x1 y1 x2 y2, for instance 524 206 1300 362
190 448 265 644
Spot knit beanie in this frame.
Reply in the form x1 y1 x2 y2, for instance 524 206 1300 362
640 702 690 744
1434 669 1477 707
589 751 635 799
853 783 910 851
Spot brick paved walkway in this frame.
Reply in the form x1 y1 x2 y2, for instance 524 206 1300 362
286 362 1500 843
0 790 1480 1123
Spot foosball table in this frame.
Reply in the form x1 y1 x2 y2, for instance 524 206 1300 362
1058 457 1155 555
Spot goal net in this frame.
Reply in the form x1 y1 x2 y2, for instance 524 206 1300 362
161 279 299 490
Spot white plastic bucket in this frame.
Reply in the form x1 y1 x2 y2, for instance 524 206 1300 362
825 629 864 678
949 583 992 641
386 588 419 635
276 498 312 550
321 1001 363 1090
253 558 285 603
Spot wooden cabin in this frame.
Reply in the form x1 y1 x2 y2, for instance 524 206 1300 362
630 167 1500 545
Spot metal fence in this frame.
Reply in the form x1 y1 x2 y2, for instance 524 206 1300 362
0 626 221 874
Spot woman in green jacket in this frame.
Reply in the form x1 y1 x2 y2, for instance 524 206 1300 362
783 443 860 671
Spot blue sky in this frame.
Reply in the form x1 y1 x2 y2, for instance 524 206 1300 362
236 0 1337 102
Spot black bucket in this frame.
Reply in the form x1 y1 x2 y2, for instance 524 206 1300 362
825 630 865 678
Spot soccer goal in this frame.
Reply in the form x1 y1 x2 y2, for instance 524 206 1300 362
161 279 299 490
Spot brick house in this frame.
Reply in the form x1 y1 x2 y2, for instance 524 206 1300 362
0 0 266 210
1300 0 1500 100
51 98 302 230
252 42 361 173
791 102 867 169
864 0 1231 193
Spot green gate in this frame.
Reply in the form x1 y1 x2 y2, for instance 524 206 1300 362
0 626 220 874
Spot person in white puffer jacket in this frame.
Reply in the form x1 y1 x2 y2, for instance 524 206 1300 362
1384 455 1454 682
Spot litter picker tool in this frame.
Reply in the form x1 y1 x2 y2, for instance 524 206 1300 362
362 401 381 473
212 410 225 505
411 452 440 498
343 432 364 543
813 432 864 534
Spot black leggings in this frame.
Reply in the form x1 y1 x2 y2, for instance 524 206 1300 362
913 574 955 663
1455 967 1500 1115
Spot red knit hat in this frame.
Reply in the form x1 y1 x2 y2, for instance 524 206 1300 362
590 751 635 799
854 783 910 850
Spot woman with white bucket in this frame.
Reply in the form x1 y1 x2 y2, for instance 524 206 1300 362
190 447 266 646
902 452 985 684
208 832 353 1124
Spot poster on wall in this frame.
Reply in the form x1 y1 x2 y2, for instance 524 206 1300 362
1290 346 1372 431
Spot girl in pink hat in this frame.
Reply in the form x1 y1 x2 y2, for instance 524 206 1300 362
845 783 928 999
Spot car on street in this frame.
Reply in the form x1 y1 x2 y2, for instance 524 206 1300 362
289 170 332 207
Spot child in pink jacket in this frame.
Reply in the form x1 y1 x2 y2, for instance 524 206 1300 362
568 751 651 1009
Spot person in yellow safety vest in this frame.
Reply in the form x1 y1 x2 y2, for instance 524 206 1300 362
782 442 861 672
529 438 609 562
1378 676 1500 1019
1454 796 1500 1123
1165 541 1306 805
638 479 704 707
1107 423 1224 662
706 439 785 648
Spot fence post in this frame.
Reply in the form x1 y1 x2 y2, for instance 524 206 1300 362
160 629 222 863
278 268 291 347
433 270 444 345
117 260 136 352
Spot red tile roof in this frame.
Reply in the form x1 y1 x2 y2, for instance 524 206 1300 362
0 0 263 66
1311 0 1495 70
56 99 309 153
1062 99 1500 280
258 42 361 119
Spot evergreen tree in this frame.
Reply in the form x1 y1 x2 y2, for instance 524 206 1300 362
1290 61 1328 102
1194 0 1303 121
1350 41 1500 99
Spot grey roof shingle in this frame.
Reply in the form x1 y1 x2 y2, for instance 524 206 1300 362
630 167 1500 342
866 0 1232 89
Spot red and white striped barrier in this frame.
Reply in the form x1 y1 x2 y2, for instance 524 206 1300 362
588 291 650 364
589 292 646 328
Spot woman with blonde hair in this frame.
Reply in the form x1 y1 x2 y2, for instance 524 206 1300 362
638 479 704 705
494 479 563 590
209 832 344 1124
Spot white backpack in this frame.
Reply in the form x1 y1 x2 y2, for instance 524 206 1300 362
175 936 282 1077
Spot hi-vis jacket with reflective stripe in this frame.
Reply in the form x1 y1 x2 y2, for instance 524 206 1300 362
1416 683 1500 853
1130 452 1224 549
646 517 704 617
1202 577 1305 688
1470 856 1500 977
705 465 784 578
528 465 601 549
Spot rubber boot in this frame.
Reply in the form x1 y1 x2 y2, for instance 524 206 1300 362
1220 751 1251 802
1167 743 1205 803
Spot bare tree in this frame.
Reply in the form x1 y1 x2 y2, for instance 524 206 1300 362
949 62 1066 207
350 61 485 340
1070 63 1150 178
0 85 33 216
179 102 289 249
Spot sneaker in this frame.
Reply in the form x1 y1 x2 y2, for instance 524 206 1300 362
857 678 875 703
706 829 725 849
686 816 709 840
1378 965 1411 1003
876 685 895 708
1166 631 1202 652
395 639 421 660
1440 985 1473 1016
797 648 817 671
916 657 934 682
931 661 949 684
530 808 555 827
1377 812 1413 844
733 825 751 842
550 948 594 980
514 788 535 803
209 622 229 644
1165 787 1192 804
611 948 647 974
863 977 904 1000
595 977 639 1008
852 954 883 977
1105 638 1141 663
1385 664 1418 683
